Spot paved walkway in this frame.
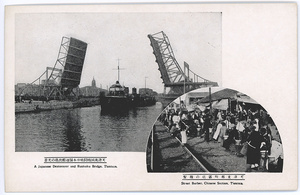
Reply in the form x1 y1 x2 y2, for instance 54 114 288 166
186 136 249 172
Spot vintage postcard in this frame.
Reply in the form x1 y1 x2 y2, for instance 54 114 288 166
4 3 297 192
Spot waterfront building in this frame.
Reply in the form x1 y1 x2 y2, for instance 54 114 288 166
139 88 158 96
79 77 106 97
15 83 41 97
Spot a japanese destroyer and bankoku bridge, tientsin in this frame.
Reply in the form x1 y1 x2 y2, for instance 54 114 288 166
15 76 157 113
15 65 158 113
14 36 157 113
15 31 217 113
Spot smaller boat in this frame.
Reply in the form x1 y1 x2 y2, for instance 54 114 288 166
100 81 130 112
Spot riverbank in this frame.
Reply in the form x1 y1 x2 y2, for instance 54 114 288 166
15 98 100 113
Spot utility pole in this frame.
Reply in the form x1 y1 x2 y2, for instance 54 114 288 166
117 59 120 81
183 67 186 94
209 87 212 115
145 77 148 89
145 77 148 95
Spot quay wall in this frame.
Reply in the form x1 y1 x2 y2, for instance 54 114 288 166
15 98 100 113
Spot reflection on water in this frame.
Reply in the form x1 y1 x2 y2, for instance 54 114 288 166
15 104 162 152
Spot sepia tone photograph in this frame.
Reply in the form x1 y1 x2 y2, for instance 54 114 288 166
147 87 283 173
4 2 297 193
14 12 221 152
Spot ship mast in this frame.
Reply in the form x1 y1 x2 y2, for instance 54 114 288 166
115 58 124 82
117 58 120 82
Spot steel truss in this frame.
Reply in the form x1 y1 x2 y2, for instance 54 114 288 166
19 37 83 100
148 31 218 94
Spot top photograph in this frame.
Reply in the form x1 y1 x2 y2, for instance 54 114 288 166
14 12 222 152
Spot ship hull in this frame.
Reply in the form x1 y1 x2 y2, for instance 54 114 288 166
134 96 156 107
100 96 130 112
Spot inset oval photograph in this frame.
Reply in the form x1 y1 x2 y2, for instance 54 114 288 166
147 87 283 173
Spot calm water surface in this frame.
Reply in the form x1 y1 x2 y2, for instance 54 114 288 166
15 104 163 152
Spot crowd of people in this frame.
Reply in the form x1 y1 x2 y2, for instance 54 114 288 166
158 101 283 172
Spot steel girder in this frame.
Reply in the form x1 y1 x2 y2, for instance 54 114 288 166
148 31 218 95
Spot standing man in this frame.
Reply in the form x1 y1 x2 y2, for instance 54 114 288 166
203 114 212 142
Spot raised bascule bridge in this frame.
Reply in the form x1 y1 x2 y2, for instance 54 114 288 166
18 37 88 101
148 31 218 106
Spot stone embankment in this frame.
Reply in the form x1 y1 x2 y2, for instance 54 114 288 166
15 98 100 113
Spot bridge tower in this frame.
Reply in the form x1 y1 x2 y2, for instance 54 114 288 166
19 37 88 100
148 31 218 95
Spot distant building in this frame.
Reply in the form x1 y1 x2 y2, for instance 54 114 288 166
41 79 58 86
16 83 26 88
15 83 41 96
15 77 107 98
185 92 209 105
91 77 96 87
139 88 158 96
80 77 106 97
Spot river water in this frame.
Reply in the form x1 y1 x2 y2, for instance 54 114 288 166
15 104 163 152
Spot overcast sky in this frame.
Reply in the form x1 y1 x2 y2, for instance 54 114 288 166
15 12 221 93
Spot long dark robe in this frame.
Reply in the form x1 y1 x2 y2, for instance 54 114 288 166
203 117 212 142
246 131 264 164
